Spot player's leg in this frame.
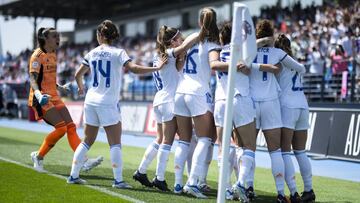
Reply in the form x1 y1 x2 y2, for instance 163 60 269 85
153 115 177 191
174 115 192 193
134 123 162 187
292 108 315 202
261 100 286 202
103 121 131 189
31 105 67 172
173 93 193 193
67 123 98 184
58 104 103 172
183 93 215 198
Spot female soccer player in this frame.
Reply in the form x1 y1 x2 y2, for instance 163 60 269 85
173 7 219 198
29 27 103 172
274 34 316 203
211 21 278 202
67 20 167 188
251 19 309 203
133 26 199 191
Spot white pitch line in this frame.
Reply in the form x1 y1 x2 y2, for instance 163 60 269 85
0 156 145 203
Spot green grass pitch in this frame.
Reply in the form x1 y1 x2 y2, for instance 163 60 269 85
0 126 359 202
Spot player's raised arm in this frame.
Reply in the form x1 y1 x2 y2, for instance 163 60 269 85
125 56 168 74
172 32 199 58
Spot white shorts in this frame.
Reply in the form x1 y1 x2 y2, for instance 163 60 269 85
174 93 213 117
214 99 225 127
255 99 282 130
233 95 256 128
83 103 121 127
154 102 175 123
281 107 309 130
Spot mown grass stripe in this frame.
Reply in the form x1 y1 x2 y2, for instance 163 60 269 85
0 156 144 203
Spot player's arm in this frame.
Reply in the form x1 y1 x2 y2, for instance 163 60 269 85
173 33 199 58
209 50 229 72
125 56 168 74
281 55 306 74
176 52 186 72
75 64 90 96
29 59 51 106
209 51 249 74
257 37 274 48
251 63 281 74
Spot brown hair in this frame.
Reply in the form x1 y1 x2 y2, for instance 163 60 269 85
156 25 179 58
97 20 119 44
274 33 293 57
37 27 56 50
199 7 219 43
219 21 232 46
256 19 274 39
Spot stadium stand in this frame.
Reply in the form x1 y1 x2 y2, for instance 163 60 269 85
0 0 359 107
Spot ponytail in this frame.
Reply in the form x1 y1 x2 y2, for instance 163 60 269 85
274 33 293 57
199 7 219 43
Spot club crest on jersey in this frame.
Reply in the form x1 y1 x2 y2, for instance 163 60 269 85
32 61 39 69
242 20 252 41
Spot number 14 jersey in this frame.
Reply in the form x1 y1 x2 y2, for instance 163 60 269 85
82 44 131 107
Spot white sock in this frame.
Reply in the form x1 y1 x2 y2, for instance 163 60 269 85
110 144 123 182
70 142 89 178
174 141 190 186
282 152 297 195
138 141 159 174
237 150 255 187
199 142 214 184
246 160 255 188
269 149 285 195
188 137 211 186
228 146 236 188
234 147 242 180
294 150 313 192
156 144 171 181
186 135 197 176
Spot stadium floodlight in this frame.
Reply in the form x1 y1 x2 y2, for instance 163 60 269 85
216 3 257 203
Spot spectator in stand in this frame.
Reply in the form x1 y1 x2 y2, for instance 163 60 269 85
331 44 349 74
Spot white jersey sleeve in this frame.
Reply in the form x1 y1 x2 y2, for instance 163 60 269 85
152 48 179 106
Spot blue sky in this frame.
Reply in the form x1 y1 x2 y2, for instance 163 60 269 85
0 16 74 55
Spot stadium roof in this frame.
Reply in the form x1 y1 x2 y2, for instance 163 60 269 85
0 0 224 21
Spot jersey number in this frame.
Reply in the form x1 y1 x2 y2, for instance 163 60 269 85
184 48 199 74
91 60 111 87
292 72 303 91
254 54 269 81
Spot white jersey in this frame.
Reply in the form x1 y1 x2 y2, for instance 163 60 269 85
250 47 286 101
152 48 179 107
82 44 131 107
215 44 250 101
176 39 221 96
277 56 308 109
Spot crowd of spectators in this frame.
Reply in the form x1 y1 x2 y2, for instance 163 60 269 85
0 0 359 103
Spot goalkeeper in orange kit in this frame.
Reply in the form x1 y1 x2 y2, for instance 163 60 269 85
28 27 103 172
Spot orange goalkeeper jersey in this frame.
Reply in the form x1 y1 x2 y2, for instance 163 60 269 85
28 48 60 107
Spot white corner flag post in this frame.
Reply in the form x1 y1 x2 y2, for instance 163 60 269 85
217 3 257 203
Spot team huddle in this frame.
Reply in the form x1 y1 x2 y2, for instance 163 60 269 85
28 6 315 203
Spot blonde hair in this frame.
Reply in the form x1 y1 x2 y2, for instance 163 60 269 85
199 7 219 43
